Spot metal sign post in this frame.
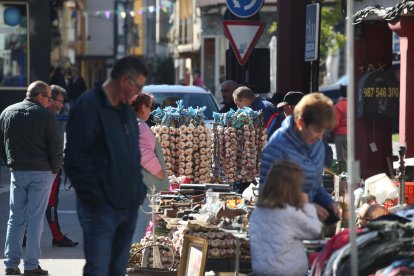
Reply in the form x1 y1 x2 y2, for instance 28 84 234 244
346 0 358 274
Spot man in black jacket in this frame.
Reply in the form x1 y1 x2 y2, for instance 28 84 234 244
0 81 63 276
219 80 238 113
64 56 148 276
67 65 87 105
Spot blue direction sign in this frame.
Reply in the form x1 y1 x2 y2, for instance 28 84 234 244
226 0 264 18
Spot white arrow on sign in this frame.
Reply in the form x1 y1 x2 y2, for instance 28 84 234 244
223 20 266 65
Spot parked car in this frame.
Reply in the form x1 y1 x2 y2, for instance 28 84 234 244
142 85 220 126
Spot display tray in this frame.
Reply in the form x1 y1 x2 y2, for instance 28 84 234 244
179 183 232 192
126 267 177 276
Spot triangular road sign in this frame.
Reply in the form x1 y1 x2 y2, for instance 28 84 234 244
223 20 266 65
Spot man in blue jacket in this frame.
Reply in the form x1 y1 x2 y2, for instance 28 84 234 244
233 86 283 136
64 56 148 276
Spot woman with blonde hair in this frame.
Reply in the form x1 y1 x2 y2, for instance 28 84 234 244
260 92 339 223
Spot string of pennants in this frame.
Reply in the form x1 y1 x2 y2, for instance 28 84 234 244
88 3 175 20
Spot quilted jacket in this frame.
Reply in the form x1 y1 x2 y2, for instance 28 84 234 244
249 204 321 275
259 116 334 208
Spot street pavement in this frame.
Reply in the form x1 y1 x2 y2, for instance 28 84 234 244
0 166 85 275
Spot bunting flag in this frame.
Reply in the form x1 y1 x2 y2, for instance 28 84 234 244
87 2 175 20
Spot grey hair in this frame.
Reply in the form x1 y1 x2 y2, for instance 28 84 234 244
233 86 255 101
26 81 50 99
51 84 67 100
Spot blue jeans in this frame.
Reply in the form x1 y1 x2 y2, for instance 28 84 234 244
77 199 138 276
4 171 55 270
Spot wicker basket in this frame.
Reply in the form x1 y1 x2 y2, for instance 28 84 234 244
128 243 177 275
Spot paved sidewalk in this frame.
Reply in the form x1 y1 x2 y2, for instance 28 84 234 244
1 165 85 275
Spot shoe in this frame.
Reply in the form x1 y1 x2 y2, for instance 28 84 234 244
5 267 21 275
24 266 48 275
52 235 79 247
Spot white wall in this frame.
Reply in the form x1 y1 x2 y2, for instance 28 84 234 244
85 0 114 56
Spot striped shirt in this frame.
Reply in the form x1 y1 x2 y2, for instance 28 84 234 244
259 116 334 207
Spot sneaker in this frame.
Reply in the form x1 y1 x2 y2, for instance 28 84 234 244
23 266 48 275
52 235 79 247
5 267 21 275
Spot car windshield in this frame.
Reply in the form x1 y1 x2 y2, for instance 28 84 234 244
151 92 219 119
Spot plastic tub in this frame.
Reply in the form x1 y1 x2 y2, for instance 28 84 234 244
364 173 398 204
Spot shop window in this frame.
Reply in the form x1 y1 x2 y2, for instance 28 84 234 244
0 2 29 89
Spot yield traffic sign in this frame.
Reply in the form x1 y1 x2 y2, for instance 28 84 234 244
223 20 265 66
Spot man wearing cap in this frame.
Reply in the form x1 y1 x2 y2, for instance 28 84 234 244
276 91 304 117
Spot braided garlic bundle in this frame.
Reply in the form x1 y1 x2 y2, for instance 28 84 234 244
150 101 212 183
152 123 212 183
212 108 267 183
191 125 212 183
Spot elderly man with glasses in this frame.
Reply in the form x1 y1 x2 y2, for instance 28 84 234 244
45 85 79 247
0 81 63 275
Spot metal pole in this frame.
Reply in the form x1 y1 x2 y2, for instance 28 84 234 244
346 0 358 275
114 1 119 58
123 0 129 54
398 146 406 205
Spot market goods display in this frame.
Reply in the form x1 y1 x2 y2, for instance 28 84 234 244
129 235 179 270
151 101 212 183
212 107 267 183
171 223 250 260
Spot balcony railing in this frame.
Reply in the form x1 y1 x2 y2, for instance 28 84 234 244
178 17 193 44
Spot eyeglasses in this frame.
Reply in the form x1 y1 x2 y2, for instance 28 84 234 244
41 94 52 102
129 78 143 93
